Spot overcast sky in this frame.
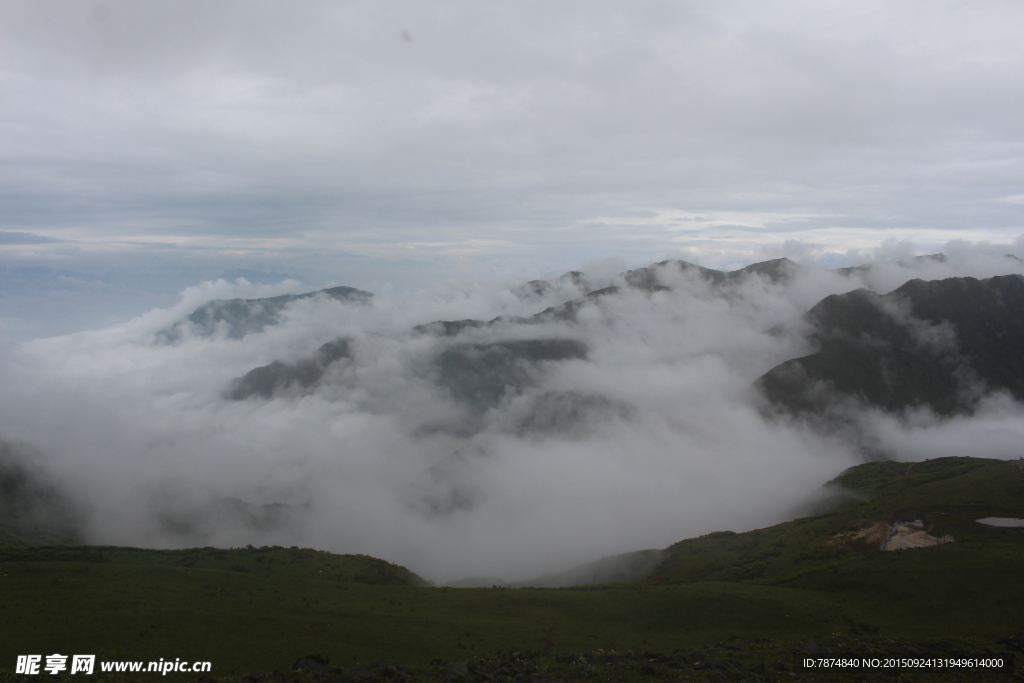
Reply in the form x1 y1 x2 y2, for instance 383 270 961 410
2 0 1024 335
3 1 1024 580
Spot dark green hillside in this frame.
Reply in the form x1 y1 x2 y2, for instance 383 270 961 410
2 457 1023 680
648 456 1024 586
0 544 426 586
640 456 1024 658
758 274 1024 416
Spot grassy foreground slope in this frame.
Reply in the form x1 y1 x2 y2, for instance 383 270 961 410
0 552 858 676
647 456 1024 639
649 456 1024 584
1 457 1022 680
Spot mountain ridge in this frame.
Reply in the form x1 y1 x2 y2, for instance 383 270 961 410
162 285 373 341
225 257 808 403
757 273 1024 417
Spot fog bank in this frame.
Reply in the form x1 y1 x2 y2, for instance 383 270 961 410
1 243 1022 583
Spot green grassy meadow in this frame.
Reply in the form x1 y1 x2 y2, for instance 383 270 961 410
1 457 1022 680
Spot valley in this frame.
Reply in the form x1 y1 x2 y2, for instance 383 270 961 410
2 457 1022 680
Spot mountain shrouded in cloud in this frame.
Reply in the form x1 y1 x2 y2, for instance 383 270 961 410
218 259 806 437
228 339 355 400
758 274 1024 418
168 286 373 341
3 1 1024 593
0 246 1022 583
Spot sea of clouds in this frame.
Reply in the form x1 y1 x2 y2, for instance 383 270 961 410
1 241 1023 583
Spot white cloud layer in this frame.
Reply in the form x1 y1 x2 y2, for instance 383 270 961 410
2 2 1024 580
1 242 1022 583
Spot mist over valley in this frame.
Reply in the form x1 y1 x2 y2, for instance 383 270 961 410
3 244 1022 586
7 5 1024 676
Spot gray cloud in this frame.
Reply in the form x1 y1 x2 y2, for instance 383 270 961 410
2 2 1023 257
1 244 1021 583
4 2 1024 336
3 2 1024 582
0 232 67 245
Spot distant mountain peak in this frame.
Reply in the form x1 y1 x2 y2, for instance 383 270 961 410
161 285 373 341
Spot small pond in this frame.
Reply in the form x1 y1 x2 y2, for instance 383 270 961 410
976 517 1024 528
